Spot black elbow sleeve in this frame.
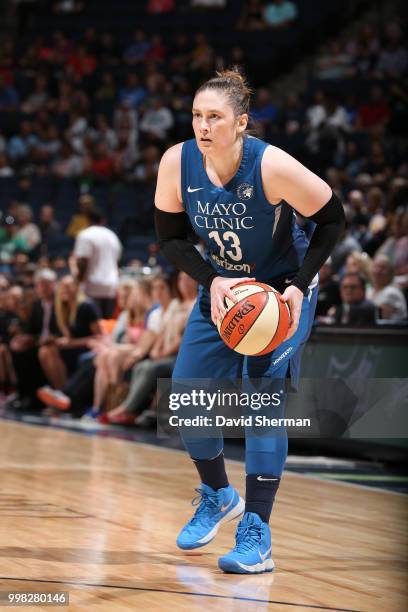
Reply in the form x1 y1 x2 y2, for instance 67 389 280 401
291 192 345 294
155 208 191 243
154 208 218 292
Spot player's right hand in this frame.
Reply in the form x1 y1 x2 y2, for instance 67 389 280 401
210 276 255 326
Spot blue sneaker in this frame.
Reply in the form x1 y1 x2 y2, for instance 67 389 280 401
176 484 244 550
218 512 274 574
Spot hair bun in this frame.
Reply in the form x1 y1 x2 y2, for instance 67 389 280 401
216 66 246 84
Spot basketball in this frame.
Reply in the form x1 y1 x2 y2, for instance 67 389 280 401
216 281 290 356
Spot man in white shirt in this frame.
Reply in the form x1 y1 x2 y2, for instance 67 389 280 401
73 207 122 317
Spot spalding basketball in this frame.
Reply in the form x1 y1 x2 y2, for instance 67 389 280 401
216 281 290 356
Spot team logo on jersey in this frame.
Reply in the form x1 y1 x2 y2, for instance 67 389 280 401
237 183 253 200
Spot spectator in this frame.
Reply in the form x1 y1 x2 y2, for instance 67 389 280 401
85 141 114 180
139 97 174 141
67 44 97 79
345 190 369 237
32 276 136 414
0 216 29 268
102 272 197 424
66 194 94 238
118 74 146 110
145 34 167 64
344 251 372 283
132 144 160 184
95 72 117 104
89 279 158 415
357 86 390 130
113 100 139 144
33 124 61 163
315 258 341 318
331 222 362 273
315 41 353 80
363 142 391 182
0 75 19 112
0 153 14 177
21 75 49 115
330 273 376 326
123 30 151 65
367 254 407 321
72 207 122 317
346 23 380 57
36 274 101 392
66 109 88 154
98 33 120 66
9 268 59 408
338 141 364 179
264 0 297 29
376 22 408 78
377 210 408 275
39 205 61 241
89 115 118 151
15 204 41 251
0 285 24 393
251 88 278 132
52 140 83 178
191 33 215 71
237 0 265 30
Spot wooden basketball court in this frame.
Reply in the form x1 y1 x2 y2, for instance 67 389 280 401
0 420 406 611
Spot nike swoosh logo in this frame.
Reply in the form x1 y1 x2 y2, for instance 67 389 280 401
220 498 234 513
259 546 272 562
257 476 279 482
284 278 293 284
187 186 204 193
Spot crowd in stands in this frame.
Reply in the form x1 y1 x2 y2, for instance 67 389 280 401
0 3 407 425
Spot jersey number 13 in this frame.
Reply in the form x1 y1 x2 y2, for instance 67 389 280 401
208 230 243 262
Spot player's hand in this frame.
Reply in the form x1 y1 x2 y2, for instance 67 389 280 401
280 285 303 340
210 276 255 326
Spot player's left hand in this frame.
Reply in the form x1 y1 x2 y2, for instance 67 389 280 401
280 285 304 340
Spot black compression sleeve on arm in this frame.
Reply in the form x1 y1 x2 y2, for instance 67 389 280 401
291 192 345 294
154 208 218 292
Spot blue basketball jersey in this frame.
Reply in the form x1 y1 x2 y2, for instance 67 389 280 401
181 136 309 288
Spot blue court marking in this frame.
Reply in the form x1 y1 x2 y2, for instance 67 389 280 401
0 576 363 611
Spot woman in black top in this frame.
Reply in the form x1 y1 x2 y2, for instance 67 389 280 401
38 275 101 389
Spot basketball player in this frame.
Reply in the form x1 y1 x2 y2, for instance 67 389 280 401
155 69 345 574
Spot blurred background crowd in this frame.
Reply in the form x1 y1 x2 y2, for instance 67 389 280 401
0 0 406 426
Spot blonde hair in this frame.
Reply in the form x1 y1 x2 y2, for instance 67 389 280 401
54 276 86 336
346 251 372 281
127 280 150 327
196 66 253 116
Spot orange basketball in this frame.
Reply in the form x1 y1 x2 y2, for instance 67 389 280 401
216 281 290 356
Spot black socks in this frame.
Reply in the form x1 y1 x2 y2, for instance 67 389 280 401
192 452 229 491
245 474 281 523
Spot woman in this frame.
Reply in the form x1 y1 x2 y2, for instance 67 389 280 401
36 275 172 416
101 271 197 425
0 285 24 394
154 68 345 574
90 279 153 414
344 250 372 282
98 273 179 423
37 275 101 393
